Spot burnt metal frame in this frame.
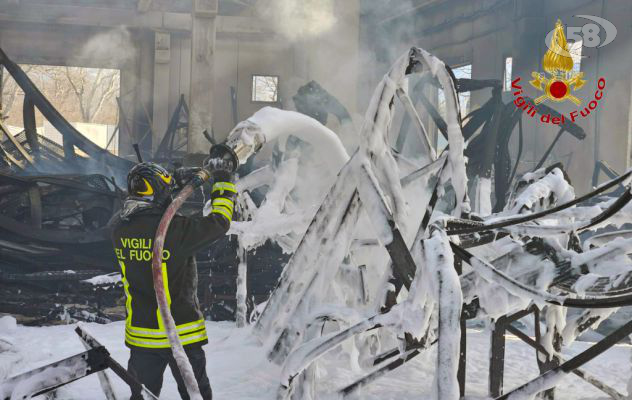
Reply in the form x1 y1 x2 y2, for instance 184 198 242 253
266 48 461 398
359 292 628 398
400 73 587 212
446 168 632 236
591 161 626 198
369 166 632 398
0 347 109 400
494 317 632 400
356 256 631 400
0 47 134 178
340 160 620 398
268 122 629 398
0 172 117 245
0 119 35 169
500 310 626 400
258 48 628 398
75 325 158 399
488 306 539 397
283 158 455 398
153 94 190 163
452 230 632 399
292 80 354 126
0 325 158 400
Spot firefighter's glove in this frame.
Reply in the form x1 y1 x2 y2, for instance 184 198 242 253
204 144 239 183
174 167 202 188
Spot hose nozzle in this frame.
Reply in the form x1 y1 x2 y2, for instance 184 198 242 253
223 120 266 165
200 143 240 183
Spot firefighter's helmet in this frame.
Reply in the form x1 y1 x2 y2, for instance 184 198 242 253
127 162 174 204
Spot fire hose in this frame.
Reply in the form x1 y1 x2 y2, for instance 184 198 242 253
150 139 260 399
151 174 207 399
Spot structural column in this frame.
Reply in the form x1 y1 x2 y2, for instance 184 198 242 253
188 0 217 154
511 0 545 170
152 31 171 153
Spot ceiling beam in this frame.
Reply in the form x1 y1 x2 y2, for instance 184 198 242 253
0 4 192 32
0 5 272 37
0 4 274 38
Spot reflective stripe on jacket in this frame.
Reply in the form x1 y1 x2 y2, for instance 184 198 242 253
110 193 232 351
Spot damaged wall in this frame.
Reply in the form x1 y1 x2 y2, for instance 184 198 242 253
0 0 361 162
360 0 632 194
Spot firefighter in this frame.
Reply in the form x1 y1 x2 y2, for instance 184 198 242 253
110 157 236 400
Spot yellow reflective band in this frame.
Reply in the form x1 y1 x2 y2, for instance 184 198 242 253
126 319 206 337
126 336 208 349
127 333 170 342
212 204 234 217
180 331 208 343
212 182 236 195
126 326 163 335
212 198 234 209
126 327 206 342
137 178 154 196
119 261 133 329
214 204 233 217
120 256 209 350
176 319 207 333
126 329 208 349
162 263 171 306
177 319 205 329
156 262 171 330
126 327 165 338
126 336 170 348
212 207 232 221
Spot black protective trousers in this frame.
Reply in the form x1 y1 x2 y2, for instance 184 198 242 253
127 346 213 400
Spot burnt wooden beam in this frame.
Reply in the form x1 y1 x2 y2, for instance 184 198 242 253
489 315 507 397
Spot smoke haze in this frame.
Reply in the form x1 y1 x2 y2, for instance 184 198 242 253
256 0 337 41
76 26 135 66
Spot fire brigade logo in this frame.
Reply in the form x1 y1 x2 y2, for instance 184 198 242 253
530 19 586 105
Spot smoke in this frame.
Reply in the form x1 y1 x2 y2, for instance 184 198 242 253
76 27 136 66
256 0 337 41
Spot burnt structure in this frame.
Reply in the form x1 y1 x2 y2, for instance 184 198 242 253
0 48 286 323
0 45 588 324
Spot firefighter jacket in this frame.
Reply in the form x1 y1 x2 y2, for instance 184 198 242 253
109 182 236 351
